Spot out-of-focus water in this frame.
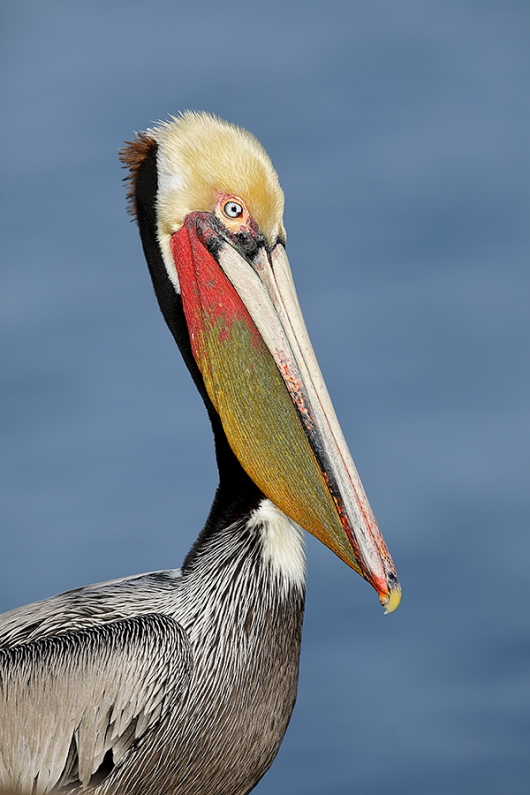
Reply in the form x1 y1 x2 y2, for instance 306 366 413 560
1 2 529 792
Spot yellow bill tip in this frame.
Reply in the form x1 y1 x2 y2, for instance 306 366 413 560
381 584 402 615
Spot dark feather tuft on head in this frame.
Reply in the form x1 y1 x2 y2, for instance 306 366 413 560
119 133 158 220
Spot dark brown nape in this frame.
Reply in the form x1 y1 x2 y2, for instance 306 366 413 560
119 133 157 220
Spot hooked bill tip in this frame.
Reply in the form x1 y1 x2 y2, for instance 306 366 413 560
381 584 402 615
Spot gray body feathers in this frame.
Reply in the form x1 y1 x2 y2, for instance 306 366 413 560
0 516 305 795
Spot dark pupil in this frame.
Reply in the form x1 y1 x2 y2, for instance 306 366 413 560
227 203 241 217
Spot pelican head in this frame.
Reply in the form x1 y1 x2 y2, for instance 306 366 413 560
120 112 401 613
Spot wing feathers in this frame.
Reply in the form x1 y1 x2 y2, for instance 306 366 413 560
0 614 191 794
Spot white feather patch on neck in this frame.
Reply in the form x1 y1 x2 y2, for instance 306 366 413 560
248 499 306 590
155 148 183 294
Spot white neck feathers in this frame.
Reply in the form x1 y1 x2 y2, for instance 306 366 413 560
248 499 306 592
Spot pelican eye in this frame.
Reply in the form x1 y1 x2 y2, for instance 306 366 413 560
223 201 243 219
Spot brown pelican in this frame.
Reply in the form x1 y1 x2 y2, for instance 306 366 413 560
0 112 401 795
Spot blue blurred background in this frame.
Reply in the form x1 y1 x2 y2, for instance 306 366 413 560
1 2 529 792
